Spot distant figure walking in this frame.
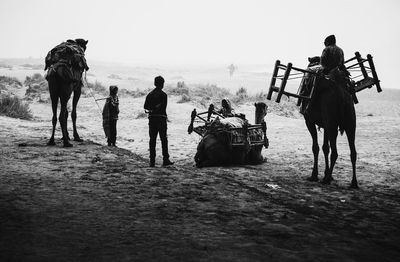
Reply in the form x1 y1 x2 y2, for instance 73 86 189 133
228 64 237 77
144 76 174 167
102 85 119 146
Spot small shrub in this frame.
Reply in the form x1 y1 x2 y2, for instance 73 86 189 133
85 81 107 96
177 94 191 103
232 87 248 104
165 81 190 96
0 95 33 120
254 92 268 101
24 73 48 100
191 84 231 106
0 76 22 91
24 73 46 85
108 74 122 80
0 63 12 70
21 64 44 70
119 88 149 98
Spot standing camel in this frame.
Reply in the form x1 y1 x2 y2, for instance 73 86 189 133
304 70 358 188
46 39 88 147
195 102 268 167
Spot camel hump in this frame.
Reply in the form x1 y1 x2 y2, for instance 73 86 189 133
217 117 246 128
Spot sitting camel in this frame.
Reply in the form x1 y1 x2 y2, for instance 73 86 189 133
195 102 268 167
304 69 358 188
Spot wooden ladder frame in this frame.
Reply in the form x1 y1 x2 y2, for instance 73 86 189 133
266 60 316 103
267 51 382 104
344 52 382 93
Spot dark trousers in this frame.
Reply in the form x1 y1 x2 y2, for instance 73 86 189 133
149 118 169 162
108 119 117 145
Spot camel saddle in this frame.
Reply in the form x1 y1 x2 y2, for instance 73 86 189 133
206 117 264 148
44 41 89 83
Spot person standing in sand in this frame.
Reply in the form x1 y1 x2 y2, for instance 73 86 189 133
102 85 119 146
144 76 174 167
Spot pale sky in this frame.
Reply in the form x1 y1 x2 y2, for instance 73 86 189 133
0 0 399 87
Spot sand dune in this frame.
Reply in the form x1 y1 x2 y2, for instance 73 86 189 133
1 65 400 261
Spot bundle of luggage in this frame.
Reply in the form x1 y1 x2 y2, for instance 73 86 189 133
205 117 264 147
44 38 89 82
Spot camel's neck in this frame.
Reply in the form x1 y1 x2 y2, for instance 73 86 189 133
255 113 265 124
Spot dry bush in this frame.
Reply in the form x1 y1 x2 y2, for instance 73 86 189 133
0 63 12 70
0 76 22 91
0 94 33 120
190 84 231 107
21 64 44 70
24 73 46 87
177 94 191 103
84 81 108 96
108 74 122 80
165 81 190 96
119 88 150 98
24 73 48 101
231 86 248 104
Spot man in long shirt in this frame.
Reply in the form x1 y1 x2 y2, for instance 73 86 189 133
144 76 173 167
321 34 357 102
320 34 345 75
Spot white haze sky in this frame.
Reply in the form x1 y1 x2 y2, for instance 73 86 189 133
0 0 399 87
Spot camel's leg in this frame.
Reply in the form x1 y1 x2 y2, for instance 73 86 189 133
322 128 338 184
195 150 216 168
72 85 83 142
59 96 73 147
305 120 319 181
346 127 358 189
61 109 71 141
48 93 59 146
322 130 330 178
246 146 264 165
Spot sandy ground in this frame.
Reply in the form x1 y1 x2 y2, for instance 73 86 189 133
1 72 400 261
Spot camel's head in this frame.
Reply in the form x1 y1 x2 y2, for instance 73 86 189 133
308 56 320 67
254 102 268 124
75 38 89 51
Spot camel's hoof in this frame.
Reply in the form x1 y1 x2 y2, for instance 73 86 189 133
63 142 73 148
324 171 334 181
47 140 56 146
307 176 318 182
350 182 359 189
74 137 83 142
321 177 332 185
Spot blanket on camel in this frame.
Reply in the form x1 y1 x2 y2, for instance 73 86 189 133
44 40 89 83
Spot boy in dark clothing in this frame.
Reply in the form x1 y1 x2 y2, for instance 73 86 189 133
144 76 173 167
218 98 235 117
103 85 119 146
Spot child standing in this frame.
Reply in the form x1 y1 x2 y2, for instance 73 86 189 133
102 85 119 146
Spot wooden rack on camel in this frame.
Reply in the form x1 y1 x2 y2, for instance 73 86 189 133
187 104 269 149
266 51 381 105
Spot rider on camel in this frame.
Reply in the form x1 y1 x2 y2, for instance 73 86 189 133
320 34 345 75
